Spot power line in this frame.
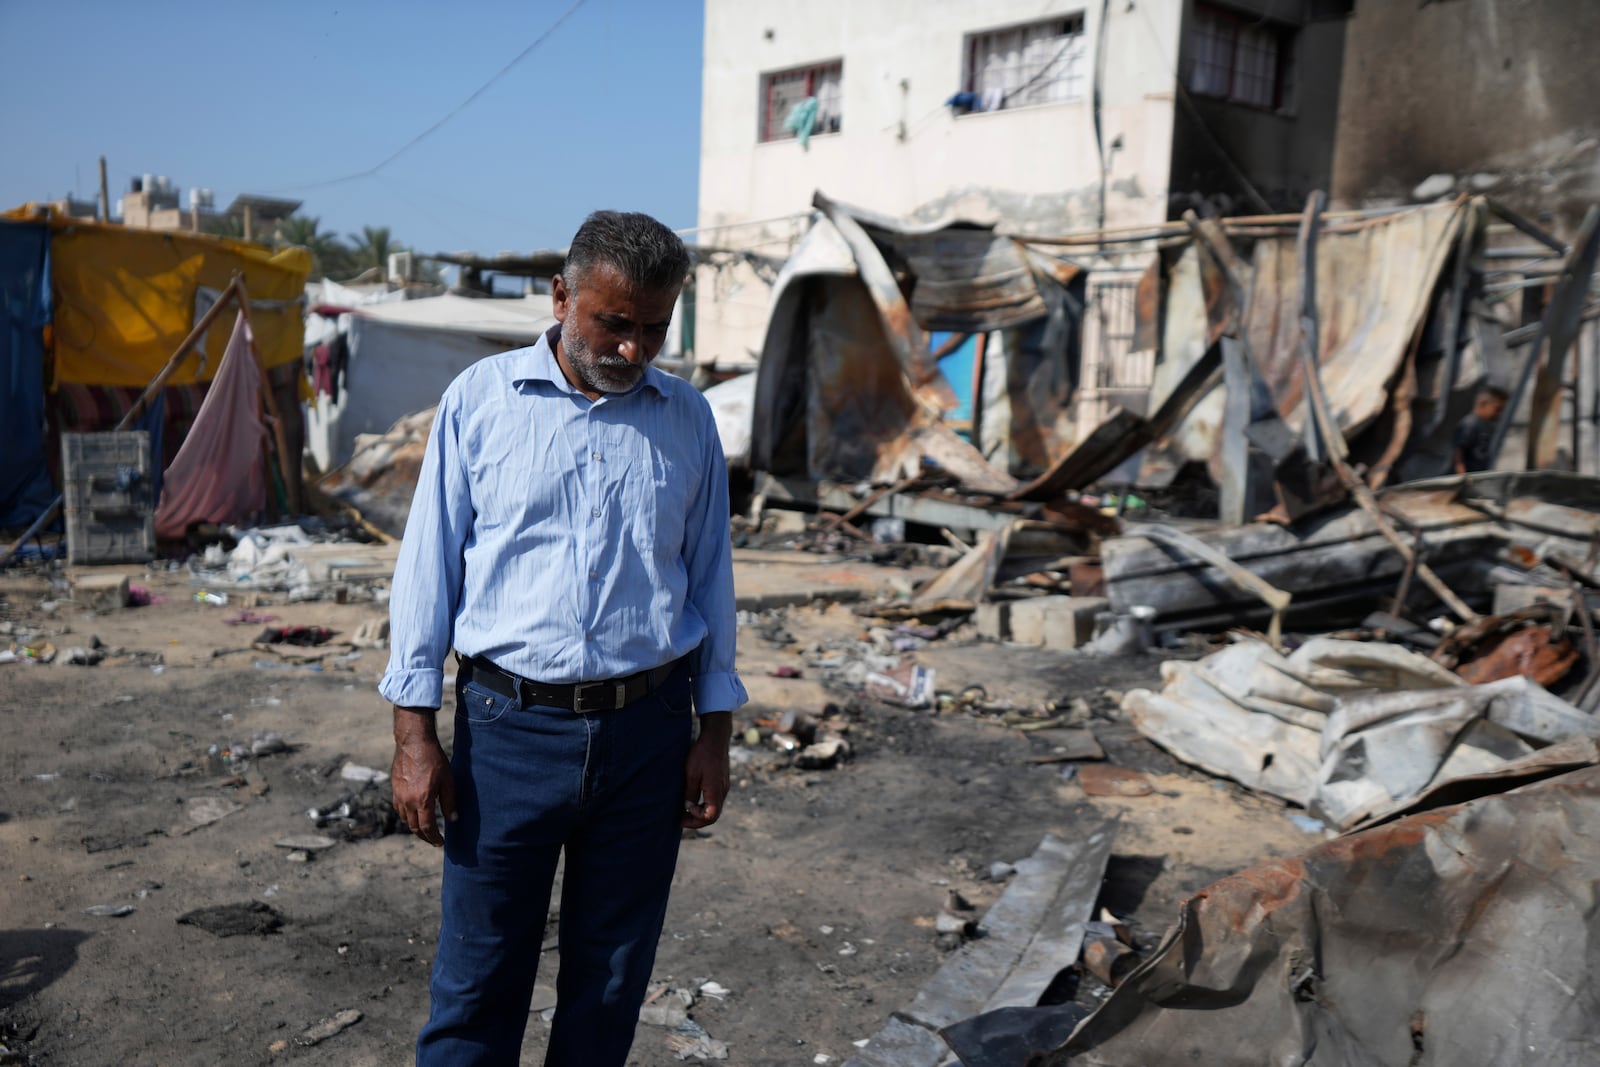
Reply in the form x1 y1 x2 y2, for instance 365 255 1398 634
267 0 587 193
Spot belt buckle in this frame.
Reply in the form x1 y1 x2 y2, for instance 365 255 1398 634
573 681 626 713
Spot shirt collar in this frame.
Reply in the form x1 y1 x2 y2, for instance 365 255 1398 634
509 324 669 398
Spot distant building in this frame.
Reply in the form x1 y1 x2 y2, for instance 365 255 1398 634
42 196 99 221
694 0 1353 371
118 174 301 241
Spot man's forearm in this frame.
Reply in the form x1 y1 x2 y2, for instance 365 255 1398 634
394 705 440 745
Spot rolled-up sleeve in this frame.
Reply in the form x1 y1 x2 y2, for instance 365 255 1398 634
379 391 472 709
681 404 748 715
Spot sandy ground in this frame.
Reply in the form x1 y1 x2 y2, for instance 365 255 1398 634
0 557 1316 1066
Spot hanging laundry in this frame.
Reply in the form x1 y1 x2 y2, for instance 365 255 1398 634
784 95 820 148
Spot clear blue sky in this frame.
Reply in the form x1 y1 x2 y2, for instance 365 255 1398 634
0 0 704 254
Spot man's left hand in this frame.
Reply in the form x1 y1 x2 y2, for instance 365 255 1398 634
682 712 732 829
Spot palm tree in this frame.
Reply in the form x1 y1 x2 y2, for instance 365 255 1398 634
276 215 351 280
202 214 245 239
347 225 400 282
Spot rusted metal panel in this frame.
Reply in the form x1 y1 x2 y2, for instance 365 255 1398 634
813 193 953 413
1047 766 1600 1066
865 227 1051 333
1241 201 1466 447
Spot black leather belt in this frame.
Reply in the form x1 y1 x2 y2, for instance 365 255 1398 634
457 654 681 713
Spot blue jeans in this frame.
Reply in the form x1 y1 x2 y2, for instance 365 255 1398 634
416 663 694 1066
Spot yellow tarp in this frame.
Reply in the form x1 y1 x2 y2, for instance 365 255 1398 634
4 208 311 386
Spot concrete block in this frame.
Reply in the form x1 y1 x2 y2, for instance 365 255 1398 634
976 601 1011 641
765 508 808 534
1008 596 1110 650
72 573 131 612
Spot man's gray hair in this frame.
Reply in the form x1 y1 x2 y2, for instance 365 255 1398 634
563 211 690 294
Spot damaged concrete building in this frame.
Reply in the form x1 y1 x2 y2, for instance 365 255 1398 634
692 0 1355 373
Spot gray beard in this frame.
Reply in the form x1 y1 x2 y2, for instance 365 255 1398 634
563 322 644 394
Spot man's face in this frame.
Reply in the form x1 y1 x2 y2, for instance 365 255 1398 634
1475 394 1507 421
552 262 679 395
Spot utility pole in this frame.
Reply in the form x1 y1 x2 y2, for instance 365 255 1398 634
98 156 110 223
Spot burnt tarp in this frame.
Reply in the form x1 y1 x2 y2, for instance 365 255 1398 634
753 194 1053 495
753 196 1509 508
1032 766 1600 1067
752 204 1015 495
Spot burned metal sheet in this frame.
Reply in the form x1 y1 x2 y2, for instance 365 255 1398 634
1104 472 1600 634
847 828 1116 1067
865 226 1051 333
1242 202 1465 446
1123 633 1600 828
1047 766 1600 1066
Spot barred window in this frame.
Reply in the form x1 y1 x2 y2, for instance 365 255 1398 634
759 61 843 143
1186 4 1294 110
963 15 1089 111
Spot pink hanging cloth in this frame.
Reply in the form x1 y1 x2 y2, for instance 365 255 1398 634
154 313 268 538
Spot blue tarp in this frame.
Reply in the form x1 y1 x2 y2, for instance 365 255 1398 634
0 220 55 529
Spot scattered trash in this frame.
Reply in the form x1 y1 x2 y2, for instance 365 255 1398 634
663 1019 729 1061
350 617 390 649
339 762 389 784
296 1008 363 1047
1075 764 1155 798
174 795 243 835
865 661 936 708
254 626 335 647
57 643 104 668
194 591 228 606
250 732 288 756
768 665 804 679
934 911 978 937
794 735 850 770
640 985 695 1029
274 834 337 852
307 785 398 840
82 904 136 918
988 862 1017 882
177 901 285 938
698 980 731 1000
225 611 279 626
1286 813 1327 834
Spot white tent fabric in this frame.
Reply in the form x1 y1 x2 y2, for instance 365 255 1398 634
306 294 555 470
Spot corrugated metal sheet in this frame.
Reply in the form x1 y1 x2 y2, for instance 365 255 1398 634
1048 766 1600 1066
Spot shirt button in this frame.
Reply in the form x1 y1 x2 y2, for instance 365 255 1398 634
591 507 601 517
592 451 602 461
588 569 598 580
584 633 593 642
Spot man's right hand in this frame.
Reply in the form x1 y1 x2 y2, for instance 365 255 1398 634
391 706 457 847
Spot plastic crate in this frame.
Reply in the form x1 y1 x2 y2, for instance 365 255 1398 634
61 431 156 565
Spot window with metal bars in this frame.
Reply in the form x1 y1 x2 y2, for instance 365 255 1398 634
758 60 843 143
962 15 1088 112
1186 3 1294 110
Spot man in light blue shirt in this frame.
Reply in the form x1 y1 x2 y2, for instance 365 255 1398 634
380 211 747 1066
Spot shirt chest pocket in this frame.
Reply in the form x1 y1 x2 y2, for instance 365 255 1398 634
623 435 691 562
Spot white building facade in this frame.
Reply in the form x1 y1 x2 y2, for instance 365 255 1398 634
693 0 1348 373
694 0 1186 371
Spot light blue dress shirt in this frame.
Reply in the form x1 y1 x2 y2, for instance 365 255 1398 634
379 327 748 716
